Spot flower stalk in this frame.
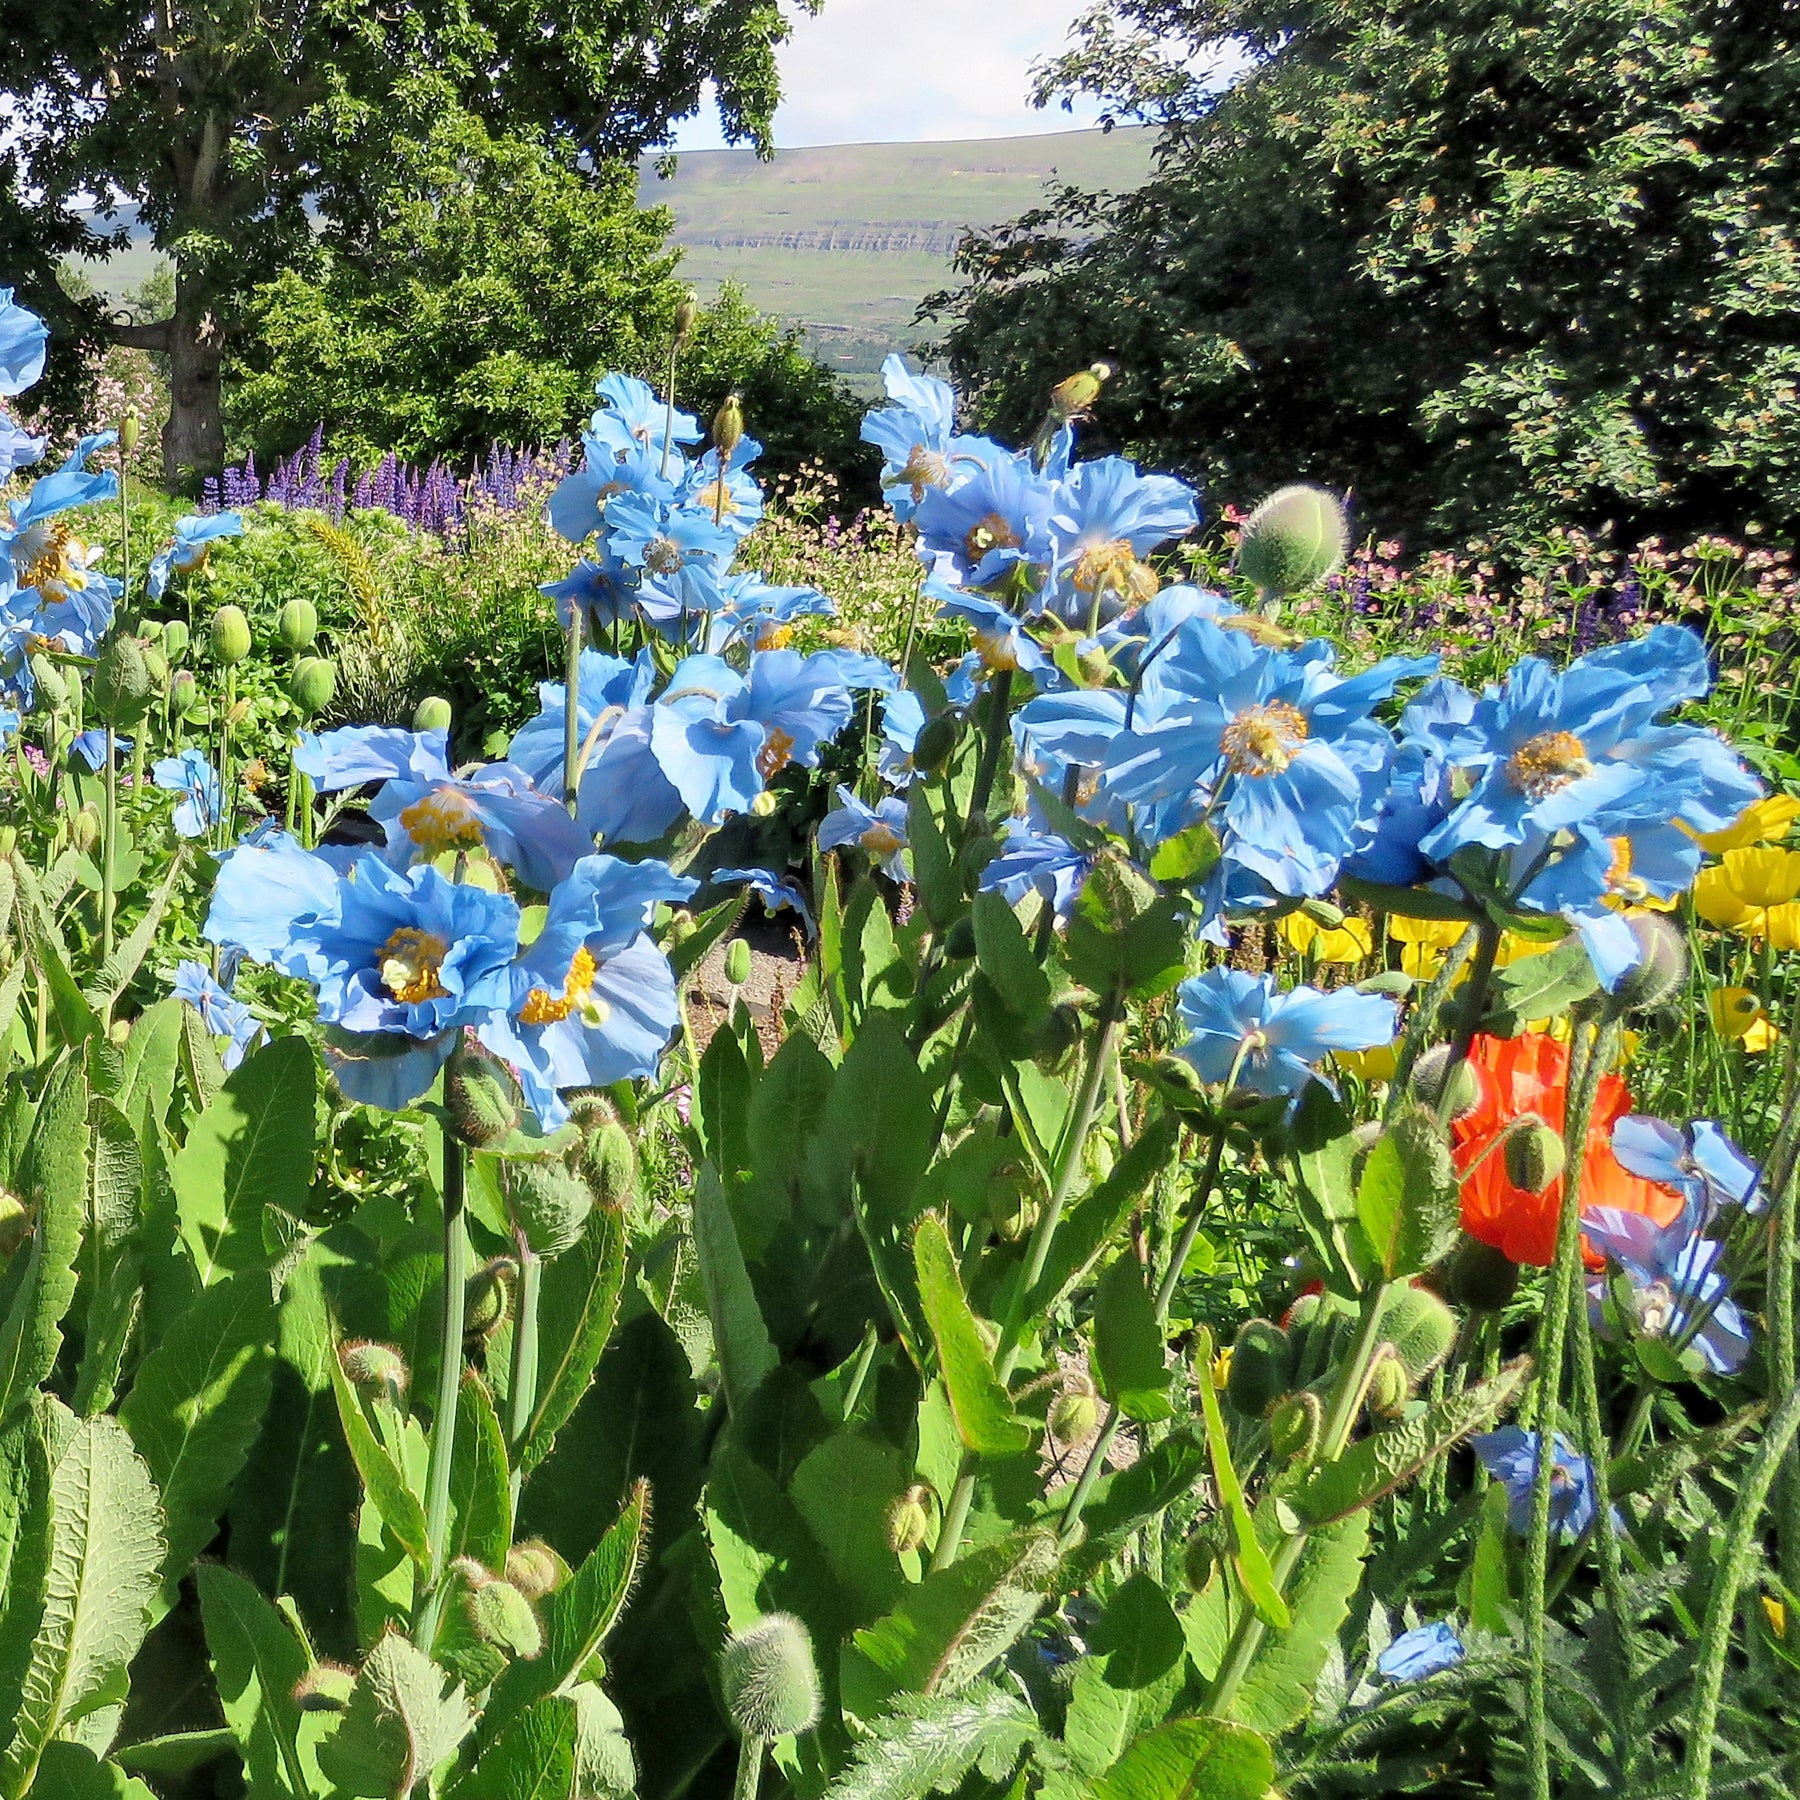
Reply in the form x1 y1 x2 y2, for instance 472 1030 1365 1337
414 1134 470 1648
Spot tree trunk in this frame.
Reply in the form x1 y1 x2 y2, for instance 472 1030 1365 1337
161 266 225 488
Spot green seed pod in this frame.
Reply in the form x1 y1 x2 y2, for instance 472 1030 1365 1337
712 393 745 461
0 1189 30 1259
503 1157 594 1258
1504 1113 1565 1195
465 1578 543 1660
505 1538 572 1601
138 616 164 642
724 938 753 987
943 915 977 961
444 1044 521 1147
1409 1044 1481 1119
674 291 700 345
71 805 100 855
1236 484 1349 601
210 604 252 665
1447 1233 1521 1312
1226 1318 1293 1419
1366 1349 1411 1418
413 695 453 734
28 654 68 711
288 656 337 718
464 1257 516 1339
1182 1517 1229 1592
1031 1002 1085 1071
1378 1283 1459 1382
142 645 169 687
577 1114 638 1214
161 618 190 660
92 635 157 726
718 1614 821 1740
912 710 961 774
1357 969 1415 998
885 1485 932 1556
1608 912 1688 1012
119 407 142 454
339 1340 409 1407
1048 1377 1100 1443
276 598 319 651
1267 1390 1323 1464
168 668 202 718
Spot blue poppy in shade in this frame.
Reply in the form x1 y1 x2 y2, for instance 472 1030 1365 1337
0 290 49 396
978 828 1095 923
649 653 767 825
708 570 835 652
368 762 593 893
933 583 1055 684
1177 967 1398 1098
914 450 1057 588
680 438 765 542
635 555 729 639
734 648 860 781
1472 1428 1598 1539
2 434 119 579
71 729 131 771
145 511 243 601
605 491 736 577
477 854 695 1127
1376 1621 1466 1682
293 724 451 792
1043 455 1199 627
152 748 223 838
861 355 992 523
171 959 262 1071
879 689 927 788
712 865 815 935
542 553 639 634
1611 1116 1762 1224
818 786 911 880
0 419 46 484
1582 1208 1751 1375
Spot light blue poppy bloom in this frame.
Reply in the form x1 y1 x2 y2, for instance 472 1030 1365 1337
978 828 1095 923
368 761 593 893
1611 1116 1762 1223
680 438 765 542
933 584 1055 685
818 785 911 880
203 828 344 972
879 689 927 788
707 571 836 651
0 291 48 397
152 748 223 838
145 512 243 601
542 554 640 635
171 959 262 1071
0 418 46 484
3 433 119 549
914 447 1056 588
712 865 815 935
635 555 729 638
648 653 766 824
1043 455 1199 626
293 724 451 792
734 649 862 780
1177 967 1396 1097
1472 1428 1597 1539
589 372 700 458
1376 1621 1466 1682
1583 1208 1751 1375
605 491 736 575
71 729 131 771
861 355 995 522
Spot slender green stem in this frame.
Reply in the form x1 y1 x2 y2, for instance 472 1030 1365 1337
964 669 1015 840
562 612 584 815
1434 915 1502 1127
732 1734 767 1800
100 725 118 962
414 1136 469 1648
507 1236 541 1514
1679 1373 1800 1800
1768 1081 1800 1581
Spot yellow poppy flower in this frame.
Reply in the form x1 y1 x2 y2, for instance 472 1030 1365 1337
1279 910 1372 964
1695 847 1800 939
1708 986 1780 1052
1692 795 1800 853
1335 1041 1399 1084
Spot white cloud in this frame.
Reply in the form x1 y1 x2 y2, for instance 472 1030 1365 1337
672 0 1108 150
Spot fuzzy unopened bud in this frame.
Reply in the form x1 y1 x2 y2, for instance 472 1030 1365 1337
505 1538 571 1602
168 668 202 718
1379 1283 1459 1381
29 654 68 711
673 292 700 345
142 645 168 686
287 657 334 717
1608 912 1688 1012
885 1485 932 1556
339 1340 409 1406
92 635 156 726
0 1189 29 1258
911 710 961 774
1182 1519 1228 1592
464 1257 516 1340
503 1158 593 1258
1049 362 1113 423
465 1577 542 1659
712 394 744 460
1267 1390 1322 1464
718 1614 821 1740
1225 1319 1292 1420
724 938 753 987
1236 484 1349 601
161 619 190 660
413 695 453 734
1048 1375 1100 1443
1504 1113 1565 1195
292 1661 356 1713
1366 1348 1411 1418
277 598 319 651
1410 1045 1481 1119
119 407 142 454
578 1114 638 1214
71 806 100 855
1447 1234 1521 1312
444 1044 520 1147
209 605 252 665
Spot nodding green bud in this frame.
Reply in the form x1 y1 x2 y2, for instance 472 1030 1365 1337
1225 1318 1293 1420
1357 969 1415 998
142 645 168 686
92 635 156 726
413 695 453 734
504 1539 571 1602
339 1340 409 1406
276 598 319 651
1410 1045 1481 1119
957 832 1001 882
168 668 202 718
718 1614 821 1741
578 1114 638 1214
503 1158 594 1258
674 292 700 344
1503 1113 1565 1195
1366 1349 1411 1418
138 617 164 641
1048 1375 1100 1443
666 909 697 945
209 605 252 665
292 1661 356 1713
912 710 961 774
1299 896 1346 928
1608 912 1688 1012
1236 484 1349 601
71 805 101 855
28 654 68 711
1267 1390 1323 1464
119 407 142 454
885 1485 933 1556
1031 1001 1085 1071
0 1189 30 1259
465 1578 543 1660
724 938 753 987
464 1257 516 1339
1447 1233 1521 1312
943 915 977 961
63 666 83 727
443 1044 521 1147
1182 1518 1228 1592
711 393 744 459
1378 1283 1459 1381
161 618 190 660
1049 361 1113 423
288 657 336 717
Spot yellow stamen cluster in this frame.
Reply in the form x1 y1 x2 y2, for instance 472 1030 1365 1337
861 822 904 858
753 620 793 651
1221 701 1309 776
889 446 952 503
519 945 599 1025
1506 729 1592 799
643 536 685 575
378 928 450 1005
399 788 486 856
757 726 797 780
18 521 90 598
1070 538 1158 605
693 480 737 520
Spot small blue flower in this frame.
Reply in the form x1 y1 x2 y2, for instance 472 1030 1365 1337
818 786 911 880
1583 1208 1751 1375
914 448 1057 588
368 762 593 893
152 748 223 838
0 290 49 397
679 438 765 542
978 828 1095 923
1610 1116 1762 1224
71 729 131 771
1472 1427 1597 1539
589 372 700 458
605 491 736 577
1377 1621 1466 1682
1176 967 1397 1098
712 866 815 935
541 554 639 635
145 512 243 601
933 584 1055 685
708 571 834 650
171 959 261 1071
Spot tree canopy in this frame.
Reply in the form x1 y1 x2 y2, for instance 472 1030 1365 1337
931 0 1800 547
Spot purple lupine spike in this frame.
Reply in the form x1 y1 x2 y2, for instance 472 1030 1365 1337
202 475 221 512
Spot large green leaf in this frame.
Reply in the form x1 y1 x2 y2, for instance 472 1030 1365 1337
26 1742 156 1800
73 1096 142 1418
448 1371 511 1574
1194 1330 1288 1631
120 1270 276 1590
1354 1107 1461 1281
1092 1255 1172 1423
450 1695 578 1800
0 1410 51 1739
789 1431 913 1618
913 1214 1030 1457
170 1034 317 1286
970 889 1051 1024
117 1000 184 1139
1088 1574 1183 1692
820 1684 1035 1800
691 1162 778 1416
0 1412 164 1798
315 1631 473 1798
196 1561 312 1800
516 1201 624 1476
1478 936 1597 1035
1086 1716 1273 1800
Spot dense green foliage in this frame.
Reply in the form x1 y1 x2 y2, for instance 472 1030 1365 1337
933 0 1800 546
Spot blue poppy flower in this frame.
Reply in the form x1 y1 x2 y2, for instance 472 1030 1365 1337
712 865 815 935
368 762 593 893
1582 1208 1751 1376
293 724 451 792
71 729 131 771
589 372 700 457
545 422 681 545
145 512 243 601
202 828 344 971
542 554 640 635
933 584 1055 685
1376 1621 1466 1682
1611 1116 1762 1223
735 649 860 779
0 290 49 397
171 959 262 1071
818 786 911 880
708 570 835 652
3 433 119 553
861 355 993 523
647 653 766 824
978 828 1095 923
605 491 736 576
679 438 765 542
914 449 1057 588
0 419 46 484
1472 1427 1597 1539
1043 455 1199 627
152 748 223 838
879 689 927 788
1176 966 1397 1098
476 853 695 1126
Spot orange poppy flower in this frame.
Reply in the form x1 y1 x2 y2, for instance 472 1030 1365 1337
1451 1033 1682 1267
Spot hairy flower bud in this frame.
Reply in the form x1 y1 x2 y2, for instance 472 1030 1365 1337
288 657 336 718
464 1257 516 1339
71 805 100 855
28 653 67 711
1409 1045 1481 1119
276 598 319 651
712 393 744 460
1607 912 1688 1013
444 1043 521 1147
505 1538 572 1601
292 1661 356 1713
210 605 252 665
885 1485 933 1556
465 1578 542 1660
674 292 700 345
1365 1348 1411 1418
142 645 168 687
1503 1113 1565 1195
1236 484 1349 602
161 618 190 660
912 710 961 774
1447 1233 1521 1312
1182 1518 1229 1592
0 1189 30 1259
168 668 203 718
503 1157 593 1258
1378 1283 1459 1381
339 1340 409 1407
1048 1374 1100 1443
92 635 156 726
577 1113 638 1214
1226 1318 1293 1420
1049 361 1113 423
1267 1390 1323 1464
119 407 142 454
413 695 453 734
718 1615 821 1741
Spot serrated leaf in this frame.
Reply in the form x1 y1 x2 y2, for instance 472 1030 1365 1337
913 1214 1031 1457
1478 937 1597 1035
820 1684 1035 1800
1087 1716 1273 1800
0 1412 165 1798
84 844 189 1009
171 1035 317 1285
691 1162 778 1416
451 1694 578 1800
1354 1107 1460 1280
117 1000 184 1138
1093 1254 1172 1423
315 1631 473 1798
517 1202 625 1475
1147 821 1221 886
196 1562 311 1799
74 1097 142 1417
0 1410 51 1736
328 1335 431 1569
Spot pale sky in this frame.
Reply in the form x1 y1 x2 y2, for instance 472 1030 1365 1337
672 0 1109 150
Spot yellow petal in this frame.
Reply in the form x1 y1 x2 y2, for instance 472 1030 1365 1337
1708 986 1772 1042
1387 915 1468 948
1335 1041 1399 1083
1694 795 1800 852
1745 1018 1781 1054
1721 845 1800 909
1279 911 1372 964
1767 904 1800 952
1766 1595 1790 1640
1692 865 1756 929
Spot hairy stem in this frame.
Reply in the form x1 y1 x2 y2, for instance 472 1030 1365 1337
100 725 118 963
507 1236 540 1514
414 1136 469 1648
732 1733 767 1800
